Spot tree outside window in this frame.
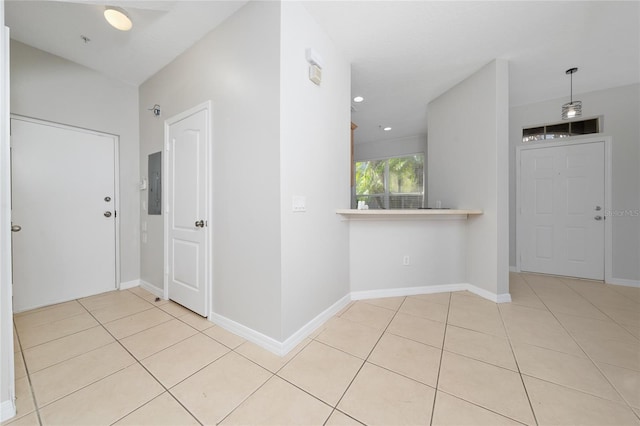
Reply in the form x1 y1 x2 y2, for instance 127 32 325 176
355 154 424 209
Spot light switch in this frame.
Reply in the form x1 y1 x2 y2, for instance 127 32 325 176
292 195 306 212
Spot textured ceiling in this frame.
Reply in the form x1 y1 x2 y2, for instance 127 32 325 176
4 1 640 144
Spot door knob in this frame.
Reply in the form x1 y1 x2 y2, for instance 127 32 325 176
195 220 204 228
11 225 21 232
104 211 112 218
594 215 602 221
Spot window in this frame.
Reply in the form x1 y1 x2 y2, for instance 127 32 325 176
522 117 600 142
355 154 424 209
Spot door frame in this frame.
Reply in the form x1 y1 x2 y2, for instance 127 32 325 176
163 101 212 316
515 136 612 282
10 114 121 291
1 22 16 422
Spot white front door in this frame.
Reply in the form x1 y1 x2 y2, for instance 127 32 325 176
165 104 209 317
11 117 117 312
520 141 605 280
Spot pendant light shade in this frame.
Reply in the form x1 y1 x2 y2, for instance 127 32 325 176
104 6 132 31
562 67 581 120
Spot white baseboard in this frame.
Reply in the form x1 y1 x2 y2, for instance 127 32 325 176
606 277 640 288
509 266 519 273
352 283 511 304
119 279 140 290
208 312 283 355
0 399 16 423
280 294 351 355
209 293 351 357
140 280 164 298
210 283 511 357
466 284 512 303
351 283 469 301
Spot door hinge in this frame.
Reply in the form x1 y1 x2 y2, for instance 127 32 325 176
114 210 117 218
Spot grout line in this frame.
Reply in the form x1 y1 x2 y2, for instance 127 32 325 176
67 297 204 426
98 321 204 425
329 297 408 416
496 286 540 426
519 274 637 412
213 369 277 425
322 408 337 426
13 324 43 426
435 389 530 426
429 291 451 426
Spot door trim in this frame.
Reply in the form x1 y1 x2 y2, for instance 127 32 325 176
163 101 212 315
515 136 612 283
10 114 121 290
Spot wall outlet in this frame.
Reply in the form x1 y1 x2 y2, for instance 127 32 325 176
403 255 410 266
292 195 306 212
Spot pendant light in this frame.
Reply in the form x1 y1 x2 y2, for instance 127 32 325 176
561 67 581 120
104 6 133 31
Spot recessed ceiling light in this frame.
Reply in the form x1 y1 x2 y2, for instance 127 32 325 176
104 6 133 31
383 127 392 131
353 96 364 103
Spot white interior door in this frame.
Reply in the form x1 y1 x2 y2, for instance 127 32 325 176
520 142 605 280
166 105 209 317
11 117 117 312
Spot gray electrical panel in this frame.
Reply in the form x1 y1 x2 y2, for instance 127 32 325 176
148 152 162 215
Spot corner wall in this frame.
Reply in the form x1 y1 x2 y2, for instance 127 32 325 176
279 2 351 340
428 59 510 297
139 2 283 340
9 41 140 285
509 84 640 282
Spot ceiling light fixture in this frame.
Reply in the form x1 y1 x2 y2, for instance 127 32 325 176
383 126 392 131
104 6 132 31
353 96 364 103
561 67 581 120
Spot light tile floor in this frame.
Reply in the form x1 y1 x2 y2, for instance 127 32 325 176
5 273 640 425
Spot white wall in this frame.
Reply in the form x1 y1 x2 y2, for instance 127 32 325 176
349 218 467 293
279 2 351 340
428 59 510 297
139 2 283 340
1 5 16 419
510 84 640 282
354 134 427 162
9 41 140 284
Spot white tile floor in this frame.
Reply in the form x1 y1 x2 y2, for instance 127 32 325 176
5 273 640 425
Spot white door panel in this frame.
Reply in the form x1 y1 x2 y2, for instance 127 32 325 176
520 142 604 280
11 118 117 311
166 107 209 316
